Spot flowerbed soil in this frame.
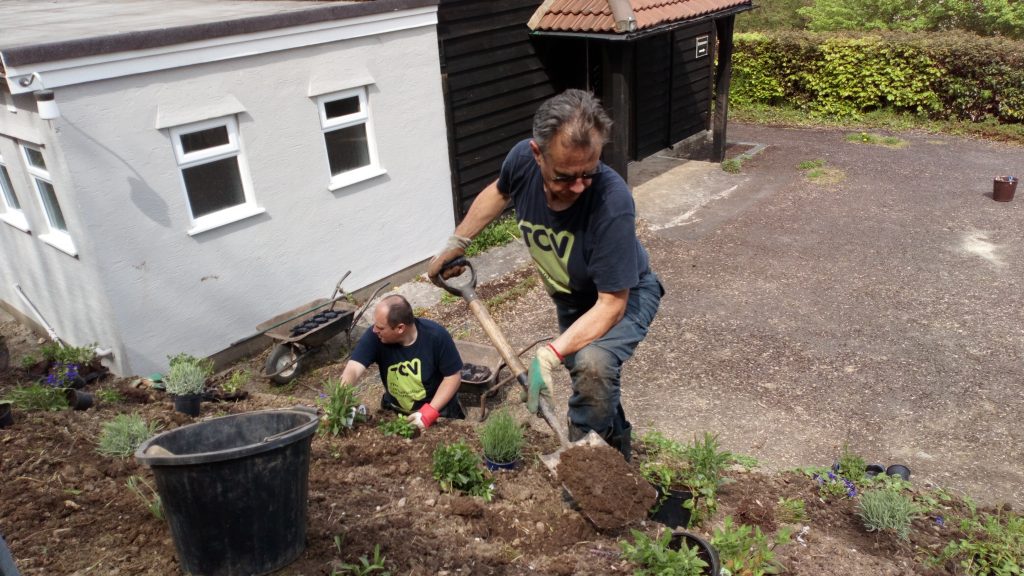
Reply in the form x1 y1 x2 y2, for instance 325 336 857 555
0 372 975 575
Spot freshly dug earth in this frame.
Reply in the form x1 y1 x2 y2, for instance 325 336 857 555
0 374 973 575
558 445 657 531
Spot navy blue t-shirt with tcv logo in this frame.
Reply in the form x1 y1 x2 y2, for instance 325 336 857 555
497 139 650 310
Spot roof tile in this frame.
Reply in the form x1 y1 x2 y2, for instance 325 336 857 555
529 0 750 33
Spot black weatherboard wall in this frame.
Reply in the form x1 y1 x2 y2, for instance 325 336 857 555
437 0 556 217
634 22 714 159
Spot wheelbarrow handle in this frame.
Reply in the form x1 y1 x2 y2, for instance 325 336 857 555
431 257 477 299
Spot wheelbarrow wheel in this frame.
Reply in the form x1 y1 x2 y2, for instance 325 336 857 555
266 343 301 385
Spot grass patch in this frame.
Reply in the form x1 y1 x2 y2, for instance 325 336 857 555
465 214 521 257
797 158 845 184
97 413 160 458
721 157 744 173
7 383 66 411
732 103 1024 145
845 132 908 148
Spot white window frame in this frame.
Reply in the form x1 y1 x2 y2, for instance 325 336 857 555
0 152 30 232
169 116 263 236
316 86 385 190
22 144 75 255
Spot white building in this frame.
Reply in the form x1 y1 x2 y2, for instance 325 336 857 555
0 0 454 376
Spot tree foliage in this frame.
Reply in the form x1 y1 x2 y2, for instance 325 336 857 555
797 0 1024 39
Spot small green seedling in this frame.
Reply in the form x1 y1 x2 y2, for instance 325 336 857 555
619 529 708 576
126 475 164 520
332 544 390 576
7 382 66 411
378 415 417 439
857 489 919 540
432 441 493 501
478 408 524 464
319 378 365 437
222 369 249 394
711 516 791 575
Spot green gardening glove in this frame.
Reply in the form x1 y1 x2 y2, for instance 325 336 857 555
523 344 562 413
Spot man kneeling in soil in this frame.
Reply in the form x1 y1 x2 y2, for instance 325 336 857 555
340 294 465 431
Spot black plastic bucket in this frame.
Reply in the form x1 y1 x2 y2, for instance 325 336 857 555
650 486 693 528
135 408 319 576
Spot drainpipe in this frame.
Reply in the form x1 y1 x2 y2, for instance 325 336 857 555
609 0 637 33
14 283 113 359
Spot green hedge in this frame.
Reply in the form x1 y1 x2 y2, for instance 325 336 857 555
732 31 1024 122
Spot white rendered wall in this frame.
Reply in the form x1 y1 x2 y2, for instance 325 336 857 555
9 24 454 376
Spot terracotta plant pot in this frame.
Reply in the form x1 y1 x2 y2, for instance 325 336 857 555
173 394 202 417
669 531 721 575
0 402 14 428
993 176 1017 202
64 389 95 411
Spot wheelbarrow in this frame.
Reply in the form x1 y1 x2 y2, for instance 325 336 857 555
231 273 382 384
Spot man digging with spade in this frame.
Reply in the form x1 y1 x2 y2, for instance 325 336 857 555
428 89 663 460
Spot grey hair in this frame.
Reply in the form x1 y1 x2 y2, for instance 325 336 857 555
532 89 613 153
380 294 414 328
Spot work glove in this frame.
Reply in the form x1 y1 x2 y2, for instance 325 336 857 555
427 234 472 282
523 344 562 413
407 403 440 431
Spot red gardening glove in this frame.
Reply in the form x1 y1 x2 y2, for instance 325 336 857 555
407 403 440 431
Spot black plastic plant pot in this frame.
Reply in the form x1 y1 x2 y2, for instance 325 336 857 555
172 394 201 417
135 409 319 576
64 389 95 411
649 486 693 528
669 531 721 575
866 464 886 477
483 455 519 472
0 402 13 429
886 464 911 481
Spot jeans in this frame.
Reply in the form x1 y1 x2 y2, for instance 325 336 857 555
555 271 663 458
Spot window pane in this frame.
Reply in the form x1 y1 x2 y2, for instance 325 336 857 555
36 179 66 231
180 125 230 154
24 147 46 170
1 165 19 209
325 124 370 176
324 96 360 119
182 157 246 218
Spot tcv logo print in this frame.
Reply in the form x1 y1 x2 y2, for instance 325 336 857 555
388 359 421 380
519 221 573 294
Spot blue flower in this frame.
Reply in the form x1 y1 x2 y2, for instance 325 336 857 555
935 515 945 527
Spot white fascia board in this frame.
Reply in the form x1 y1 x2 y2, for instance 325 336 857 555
5 6 437 94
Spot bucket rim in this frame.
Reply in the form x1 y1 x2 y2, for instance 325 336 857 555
134 408 319 467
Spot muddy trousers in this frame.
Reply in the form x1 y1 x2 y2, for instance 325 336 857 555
555 271 663 461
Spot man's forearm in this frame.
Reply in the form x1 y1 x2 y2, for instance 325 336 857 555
429 373 463 412
550 290 628 356
340 360 367 385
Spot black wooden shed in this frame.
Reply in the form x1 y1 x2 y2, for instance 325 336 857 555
437 0 752 217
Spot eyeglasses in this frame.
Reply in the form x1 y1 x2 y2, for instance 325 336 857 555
550 170 601 184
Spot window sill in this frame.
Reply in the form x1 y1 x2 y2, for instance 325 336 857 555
187 204 266 236
0 212 31 233
39 232 78 257
327 166 387 191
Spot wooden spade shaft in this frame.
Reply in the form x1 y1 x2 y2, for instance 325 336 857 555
464 298 571 448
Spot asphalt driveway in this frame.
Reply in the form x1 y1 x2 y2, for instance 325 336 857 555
622 122 1023 507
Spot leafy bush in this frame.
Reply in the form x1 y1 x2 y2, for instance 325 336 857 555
478 408 523 464
638 431 733 527
378 415 417 438
318 378 364 437
939 504 1024 574
432 441 493 501
222 369 249 394
164 355 211 396
857 489 920 540
96 388 123 404
776 497 808 524
835 442 867 483
97 413 160 457
711 516 791 575
733 31 1024 123
40 342 96 366
7 382 66 411
619 529 709 576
